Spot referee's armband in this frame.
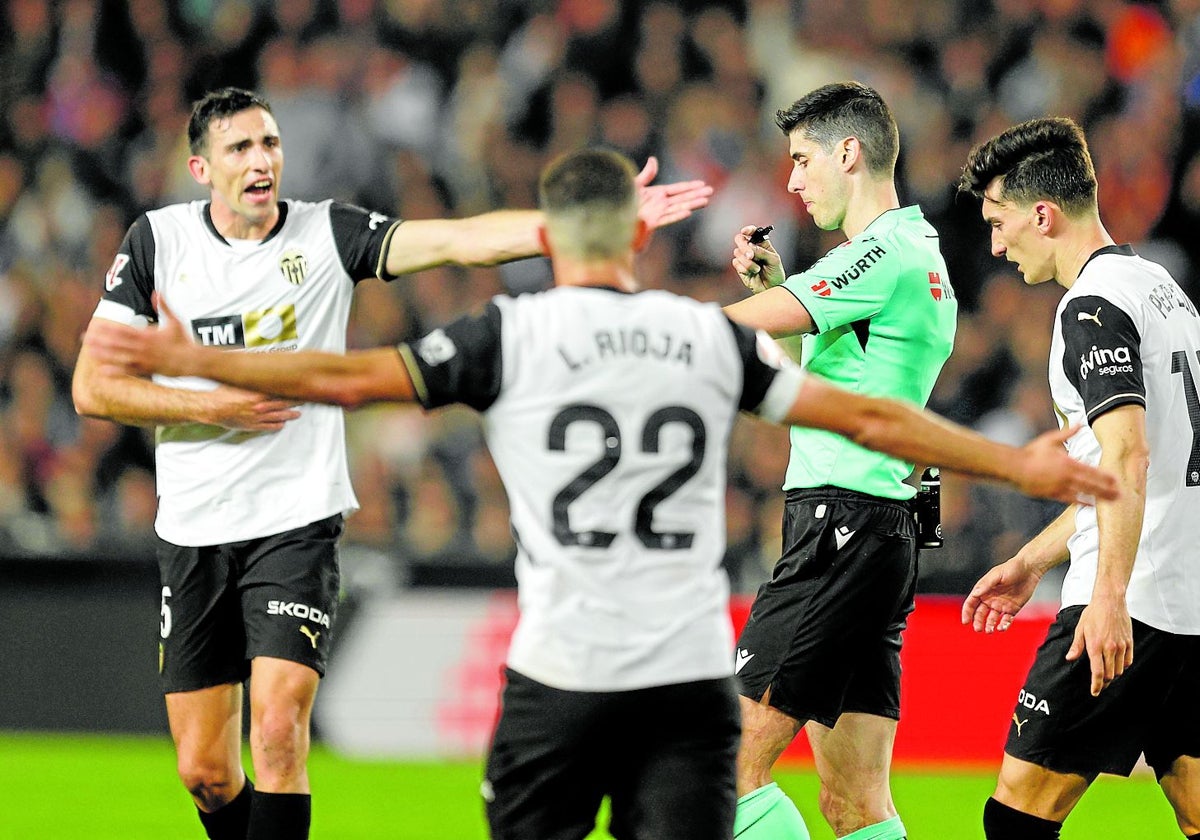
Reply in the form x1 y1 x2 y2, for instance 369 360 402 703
754 365 805 424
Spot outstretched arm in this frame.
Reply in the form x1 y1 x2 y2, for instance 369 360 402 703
382 157 713 276
84 303 416 411
779 373 1119 504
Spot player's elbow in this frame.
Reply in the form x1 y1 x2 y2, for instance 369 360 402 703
319 377 378 411
71 371 108 419
846 400 909 455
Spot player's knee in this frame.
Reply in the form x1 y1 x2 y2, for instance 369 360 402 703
177 758 240 811
250 705 311 778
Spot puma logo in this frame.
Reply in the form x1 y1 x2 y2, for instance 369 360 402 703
299 625 321 649
1012 714 1028 737
1076 306 1102 326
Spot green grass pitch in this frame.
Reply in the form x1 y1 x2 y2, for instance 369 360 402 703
0 732 1179 838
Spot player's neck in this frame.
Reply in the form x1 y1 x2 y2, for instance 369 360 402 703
1056 222 1115 290
841 178 901 239
208 200 280 242
552 255 638 292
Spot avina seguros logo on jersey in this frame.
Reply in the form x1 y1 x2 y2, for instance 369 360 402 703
1079 344 1133 380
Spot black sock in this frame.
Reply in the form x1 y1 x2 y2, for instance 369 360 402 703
247 791 311 840
983 797 1061 839
198 777 254 840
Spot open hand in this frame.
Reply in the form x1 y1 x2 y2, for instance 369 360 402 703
1066 598 1134 696
962 557 1041 633
84 295 197 379
205 384 301 432
635 156 714 230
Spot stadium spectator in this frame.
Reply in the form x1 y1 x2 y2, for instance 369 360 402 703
959 116 1200 840
722 81 958 840
3 0 1200 607
68 86 712 840
83 146 1115 840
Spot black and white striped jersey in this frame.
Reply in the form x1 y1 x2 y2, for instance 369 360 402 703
400 285 805 691
1050 245 1200 633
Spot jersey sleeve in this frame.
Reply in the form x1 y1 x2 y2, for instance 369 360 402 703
328 201 403 283
780 237 898 333
1060 294 1146 422
723 316 805 422
96 214 156 322
397 302 504 411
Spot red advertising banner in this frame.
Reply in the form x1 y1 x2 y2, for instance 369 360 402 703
729 594 1058 768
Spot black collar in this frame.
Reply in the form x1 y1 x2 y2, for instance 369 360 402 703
1079 243 1136 274
202 200 289 246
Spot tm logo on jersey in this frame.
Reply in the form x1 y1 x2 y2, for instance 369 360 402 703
1078 344 1133 380
192 305 299 348
809 244 887 297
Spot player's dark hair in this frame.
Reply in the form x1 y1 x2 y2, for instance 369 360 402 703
539 148 637 214
187 87 274 156
538 148 638 259
958 117 1097 216
775 81 899 175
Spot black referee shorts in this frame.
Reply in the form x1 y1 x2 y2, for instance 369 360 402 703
156 513 343 693
735 486 918 728
1005 604 1200 779
483 669 740 840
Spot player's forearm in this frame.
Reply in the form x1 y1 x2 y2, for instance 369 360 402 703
189 346 411 409
1092 448 1148 602
74 348 222 427
384 211 544 275
1014 506 1076 577
845 396 1032 483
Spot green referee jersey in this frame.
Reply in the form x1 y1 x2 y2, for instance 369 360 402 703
780 205 957 499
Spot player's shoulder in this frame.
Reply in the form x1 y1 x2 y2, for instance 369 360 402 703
1070 246 1173 308
145 200 204 227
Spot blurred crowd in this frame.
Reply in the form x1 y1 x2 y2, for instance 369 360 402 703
3 0 1198 596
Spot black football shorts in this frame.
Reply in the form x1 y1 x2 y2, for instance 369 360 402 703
1004 604 1200 778
484 669 740 840
155 513 343 693
735 486 918 728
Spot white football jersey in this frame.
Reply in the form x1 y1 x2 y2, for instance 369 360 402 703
92 199 400 545
1050 245 1200 633
401 286 805 691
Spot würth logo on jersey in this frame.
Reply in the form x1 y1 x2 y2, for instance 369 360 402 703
929 272 944 300
811 280 832 297
191 305 299 348
279 250 308 285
